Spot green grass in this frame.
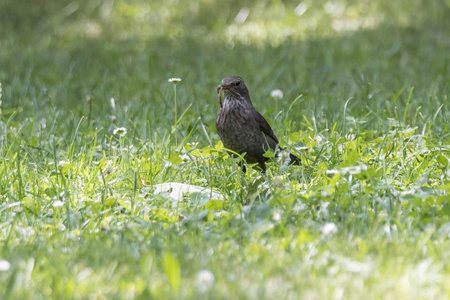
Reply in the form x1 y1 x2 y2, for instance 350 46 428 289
1 0 450 299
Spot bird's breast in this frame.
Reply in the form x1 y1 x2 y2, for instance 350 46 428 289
215 100 265 153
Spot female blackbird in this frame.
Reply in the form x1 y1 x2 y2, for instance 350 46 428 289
216 76 301 173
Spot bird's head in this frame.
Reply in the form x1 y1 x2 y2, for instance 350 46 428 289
217 76 249 99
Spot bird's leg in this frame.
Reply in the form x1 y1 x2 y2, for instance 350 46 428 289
257 159 267 174
239 161 247 173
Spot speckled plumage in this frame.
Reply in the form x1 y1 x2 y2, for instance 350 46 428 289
215 76 300 172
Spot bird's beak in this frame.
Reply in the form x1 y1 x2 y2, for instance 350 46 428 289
217 84 233 94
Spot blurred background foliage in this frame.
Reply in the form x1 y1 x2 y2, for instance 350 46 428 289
0 0 449 142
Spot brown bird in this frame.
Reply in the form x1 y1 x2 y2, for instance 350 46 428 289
215 76 301 173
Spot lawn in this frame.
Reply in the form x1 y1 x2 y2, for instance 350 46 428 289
1 0 450 299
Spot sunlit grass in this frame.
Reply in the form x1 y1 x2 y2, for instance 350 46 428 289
0 0 450 299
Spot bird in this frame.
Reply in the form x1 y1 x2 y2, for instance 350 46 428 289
215 76 301 173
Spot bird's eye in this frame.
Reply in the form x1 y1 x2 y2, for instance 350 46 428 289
235 81 241 87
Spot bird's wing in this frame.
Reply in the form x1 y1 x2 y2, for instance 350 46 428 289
252 110 279 144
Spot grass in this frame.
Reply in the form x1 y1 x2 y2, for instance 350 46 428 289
1 0 450 299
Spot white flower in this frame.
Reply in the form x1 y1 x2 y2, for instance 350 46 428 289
113 127 127 137
16 226 35 239
103 160 114 174
53 200 64 208
40 118 47 129
277 151 291 165
318 202 330 219
322 222 338 235
342 259 373 276
235 8 249 24
272 211 281 222
270 89 284 99
195 269 214 292
110 97 116 109
326 169 339 175
294 3 308 16
168 78 182 83
340 165 367 175
0 259 10 271
295 145 308 151
58 160 70 167
326 165 368 175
